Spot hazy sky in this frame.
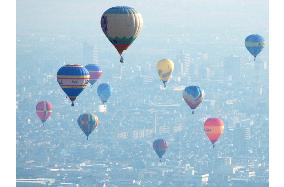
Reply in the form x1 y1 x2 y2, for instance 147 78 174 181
17 0 268 36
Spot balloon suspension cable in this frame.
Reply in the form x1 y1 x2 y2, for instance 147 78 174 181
120 55 124 63
71 102 74 107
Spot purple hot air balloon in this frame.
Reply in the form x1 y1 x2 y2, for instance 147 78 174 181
36 101 53 125
153 139 168 162
85 64 103 85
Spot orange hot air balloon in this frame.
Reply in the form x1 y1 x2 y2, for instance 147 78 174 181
204 118 224 148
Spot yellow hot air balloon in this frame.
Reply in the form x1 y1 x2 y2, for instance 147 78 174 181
156 59 174 87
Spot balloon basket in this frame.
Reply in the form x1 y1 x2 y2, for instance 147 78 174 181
99 104 107 113
160 85 166 90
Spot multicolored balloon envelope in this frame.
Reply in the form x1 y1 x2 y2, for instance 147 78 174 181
156 59 174 87
204 118 224 148
101 6 143 63
57 64 90 106
85 64 102 85
245 34 265 61
97 83 111 104
153 139 168 161
183 86 204 114
77 113 99 140
36 101 52 124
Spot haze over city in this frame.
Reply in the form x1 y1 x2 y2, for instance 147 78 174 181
16 0 268 186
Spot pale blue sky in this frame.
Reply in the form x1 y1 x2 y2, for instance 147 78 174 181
17 0 268 36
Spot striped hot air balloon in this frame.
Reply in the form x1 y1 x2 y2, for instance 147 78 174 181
101 6 143 63
57 64 90 106
85 64 102 85
36 101 52 125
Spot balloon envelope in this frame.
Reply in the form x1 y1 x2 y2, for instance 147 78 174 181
101 6 143 62
183 86 204 110
77 113 99 139
204 118 224 146
85 64 102 85
156 59 174 87
36 101 52 123
57 64 90 106
245 34 264 59
97 83 111 104
153 139 168 159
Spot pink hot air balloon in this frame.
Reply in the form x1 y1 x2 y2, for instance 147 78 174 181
36 101 52 124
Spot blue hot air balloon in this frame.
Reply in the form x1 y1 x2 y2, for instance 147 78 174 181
153 139 168 162
245 34 265 61
57 64 90 106
183 86 204 114
77 113 99 140
97 83 111 104
85 64 103 85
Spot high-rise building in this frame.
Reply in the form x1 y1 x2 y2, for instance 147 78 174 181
176 51 192 81
83 42 98 64
223 55 241 82
235 123 251 155
182 53 191 78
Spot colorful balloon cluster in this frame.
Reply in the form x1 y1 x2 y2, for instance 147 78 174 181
34 6 265 158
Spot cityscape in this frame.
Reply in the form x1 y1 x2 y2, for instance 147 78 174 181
16 1 268 187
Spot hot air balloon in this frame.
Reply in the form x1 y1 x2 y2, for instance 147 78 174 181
153 139 168 162
97 83 111 104
85 64 102 85
77 113 99 140
36 101 52 125
156 59 174 87
204 118 224 148
245 34 265 61
101 6 143 63
183 86 204 114
57 64 90 106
